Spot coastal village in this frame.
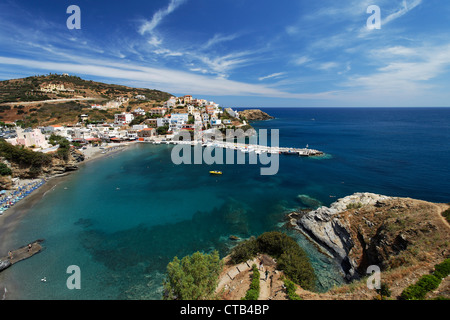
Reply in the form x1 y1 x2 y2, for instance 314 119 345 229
0 75 322 217
0 87 251 214
0 75 449 302
1 93 247 148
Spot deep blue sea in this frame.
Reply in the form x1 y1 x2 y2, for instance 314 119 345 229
1 107 449 300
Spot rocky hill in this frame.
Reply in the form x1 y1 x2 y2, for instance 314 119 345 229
239 109 274 121
0 74 172 125
287 193 450 299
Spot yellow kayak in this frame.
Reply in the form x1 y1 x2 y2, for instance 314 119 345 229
209 171 222 175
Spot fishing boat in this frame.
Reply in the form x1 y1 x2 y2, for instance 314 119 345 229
209 171 223 175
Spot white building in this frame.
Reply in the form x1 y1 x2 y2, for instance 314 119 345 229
7 128 50 150
132 108 146 116
225 108 239 118
169 113 189 133
114 113 135 125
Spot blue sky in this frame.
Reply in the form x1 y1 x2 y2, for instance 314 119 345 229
0 0 449 107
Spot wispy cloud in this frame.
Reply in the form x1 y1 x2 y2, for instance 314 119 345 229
138 0 187 35
258 72 286 81
0 55 332 99
383 0 422 25
202 33 240 50
292 56 311 66
317 62 339 71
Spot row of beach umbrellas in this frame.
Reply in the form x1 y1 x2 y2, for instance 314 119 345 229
0 179 46 215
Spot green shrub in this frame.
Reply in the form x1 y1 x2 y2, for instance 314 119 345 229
416 275 441 292
400 274 441 300
284 278 302 300
400 284 428 300
229 232 316 291
163 251 223 300
277 250 316 291
434 259 450 279
376 282 391 298
347 202 363 210
442 209 450 224
243 264 260 300
0 139 52 177
433 296 450 300
0 163 12 176
229 237 258 265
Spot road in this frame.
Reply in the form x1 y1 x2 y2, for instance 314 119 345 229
0 97 100 106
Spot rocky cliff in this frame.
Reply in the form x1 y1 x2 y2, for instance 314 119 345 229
42 148 85 176
3 147 85 180
292 193 450 282
239 109 274 121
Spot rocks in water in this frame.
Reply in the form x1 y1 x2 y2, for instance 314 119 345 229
294 193 393 280
0 259 11 272
296 194 323 209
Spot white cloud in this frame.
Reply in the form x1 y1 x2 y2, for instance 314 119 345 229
317 62 339 70
0 55 333 100
139 0 187 35
383 0 422 25
338 43 450 104
148 36 163 47
202 33 239 50
293 56 311 66
258 72 286 81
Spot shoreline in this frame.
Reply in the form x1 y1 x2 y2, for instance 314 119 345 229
0 141 137 256
0 141 137 299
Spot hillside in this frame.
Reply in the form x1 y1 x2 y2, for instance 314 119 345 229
287 193 450 300
215 194 450 300
0 74 172 125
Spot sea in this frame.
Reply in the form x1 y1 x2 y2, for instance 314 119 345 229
1 107 449 300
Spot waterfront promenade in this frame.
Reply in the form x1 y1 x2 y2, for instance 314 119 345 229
149 139 324 157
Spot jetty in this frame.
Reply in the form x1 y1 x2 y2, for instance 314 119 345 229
0 240 44 272
148 140 324 157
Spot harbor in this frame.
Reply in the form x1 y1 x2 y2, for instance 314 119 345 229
147 140 324 157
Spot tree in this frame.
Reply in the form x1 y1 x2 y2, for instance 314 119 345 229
163 251 223 300
157 125 169 135
0 163 12 176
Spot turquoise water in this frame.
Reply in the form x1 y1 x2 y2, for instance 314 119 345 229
1 107 450 299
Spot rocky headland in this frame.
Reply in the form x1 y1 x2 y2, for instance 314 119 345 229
239 109 274 121
288 192 450 298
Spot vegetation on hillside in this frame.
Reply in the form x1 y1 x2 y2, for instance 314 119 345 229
229 231 316 291
49 134 71 161
442 208 450 224
400 258 450 300
163 251 223 300
0 74 172 104
242 264 260 300
0 139 52 177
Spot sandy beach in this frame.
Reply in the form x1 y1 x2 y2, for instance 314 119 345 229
0 141 138 256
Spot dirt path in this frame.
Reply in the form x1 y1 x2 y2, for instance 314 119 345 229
216 254 288 300
258 266 270 300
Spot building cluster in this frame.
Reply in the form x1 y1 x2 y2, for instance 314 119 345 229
1 95 243 151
